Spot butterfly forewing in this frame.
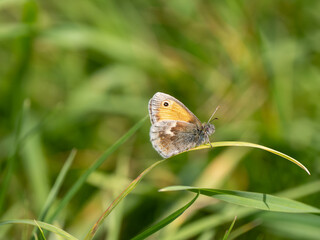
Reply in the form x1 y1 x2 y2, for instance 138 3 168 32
149 92 201 125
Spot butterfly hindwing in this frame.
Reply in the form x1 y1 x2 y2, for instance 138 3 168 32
150 120 205 158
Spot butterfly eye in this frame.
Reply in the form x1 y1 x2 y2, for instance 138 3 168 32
163 101 169 107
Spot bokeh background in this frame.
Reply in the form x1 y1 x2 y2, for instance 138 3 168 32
1 0 319 239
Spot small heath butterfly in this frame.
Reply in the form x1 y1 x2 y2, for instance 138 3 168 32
149 92 218 158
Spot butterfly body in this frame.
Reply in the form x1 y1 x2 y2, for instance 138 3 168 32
149 92 215 158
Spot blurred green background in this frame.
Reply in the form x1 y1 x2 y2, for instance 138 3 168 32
1 0 319 239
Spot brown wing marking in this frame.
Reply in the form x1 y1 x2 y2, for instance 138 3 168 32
150 120 199 158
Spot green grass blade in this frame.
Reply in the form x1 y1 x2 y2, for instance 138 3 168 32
47 115 148 223
0 99 29 214
223 216 237 240
31 149 77 239
189 141 310 175
84 158 168 240
39 149 77 221
131 193 199 240
22 113 50 211
0 219 78 240
160 186 320 213
167 180 320 240
228 220 261 240
33 220 46 240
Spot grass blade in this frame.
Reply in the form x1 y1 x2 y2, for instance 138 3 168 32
189 141 310 175
31 149 77 239
0 219 78 240
228 220 261 240
160 186 320 213
0 100 28 213
84 158 168 240
166 180 320 240
223 216 237 240
47 115 148 223
33 220 46 240
39 149 77 221
131 193 199 240
85 139 311 239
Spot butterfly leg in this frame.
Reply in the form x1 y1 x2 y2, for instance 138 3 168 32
206 135 213 148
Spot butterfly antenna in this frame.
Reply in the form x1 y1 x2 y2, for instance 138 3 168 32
208 105 220 123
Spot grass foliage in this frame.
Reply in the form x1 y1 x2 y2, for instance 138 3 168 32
0 0 319 239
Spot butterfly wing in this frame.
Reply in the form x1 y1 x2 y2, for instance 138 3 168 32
148 92 201 126
149 92 205 158
150 120 205 158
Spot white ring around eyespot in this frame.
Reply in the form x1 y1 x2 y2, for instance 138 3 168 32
163 101 169 107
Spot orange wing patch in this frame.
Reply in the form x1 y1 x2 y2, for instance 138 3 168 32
155 99 198 124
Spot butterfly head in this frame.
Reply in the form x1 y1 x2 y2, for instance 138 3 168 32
202 122 215 136
203 105 219 137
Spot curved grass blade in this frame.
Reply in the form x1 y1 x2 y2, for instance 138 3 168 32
84 158 168 240
223 216 237 240
131 193 199 240
160 186 320 213
0 100 29 213
48 115 148 223
33 220 46 240
166 181 320 240
228 219 261 240
39 149 77 221
0 219 78 240
84 132 310 239
189 141 310 175
32 149 77 239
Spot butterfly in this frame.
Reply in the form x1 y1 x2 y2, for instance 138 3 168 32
148 92 218 158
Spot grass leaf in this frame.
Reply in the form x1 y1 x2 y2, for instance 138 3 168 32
228 220 261 240
223 216 237 240
47 115 148 223
33 220 46 240
189 141 310 175
160 186 320 213
84 158 168 240
168 180 320 240
39 149 77 222
0 99 29 213
0 219 78 240
131 193 199 240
